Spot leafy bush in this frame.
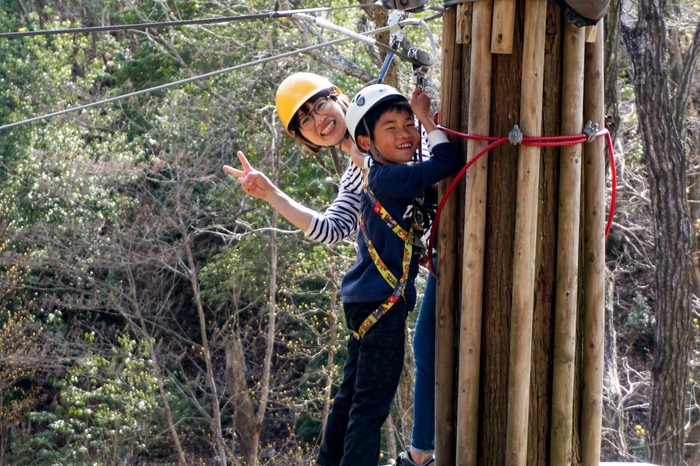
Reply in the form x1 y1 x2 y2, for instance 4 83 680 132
26 334 169 465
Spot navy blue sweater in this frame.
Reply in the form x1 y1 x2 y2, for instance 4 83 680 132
340 135 462 311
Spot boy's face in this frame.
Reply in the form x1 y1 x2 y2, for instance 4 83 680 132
358 108 419 164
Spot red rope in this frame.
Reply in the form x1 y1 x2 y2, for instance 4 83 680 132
427 126 617 276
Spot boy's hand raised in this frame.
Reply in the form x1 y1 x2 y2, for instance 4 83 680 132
223 151 276 201
411 86 437 133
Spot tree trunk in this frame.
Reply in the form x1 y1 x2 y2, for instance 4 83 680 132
226 332 257 464
185 241 229 465
603 0 622 140
621 1 696 464
251 206 279 466
149 341 188 466
437 2 613 464
322 261 338 433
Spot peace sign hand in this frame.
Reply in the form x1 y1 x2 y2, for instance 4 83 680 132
223 151 276 201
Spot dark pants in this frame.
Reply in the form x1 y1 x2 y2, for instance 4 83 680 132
317 299 407 466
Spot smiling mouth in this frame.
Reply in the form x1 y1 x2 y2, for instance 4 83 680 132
321 120 335 136
396 142 413 150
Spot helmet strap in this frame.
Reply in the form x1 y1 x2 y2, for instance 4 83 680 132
362 119 395 165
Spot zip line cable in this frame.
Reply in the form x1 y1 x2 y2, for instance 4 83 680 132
0 37 352 131
0 12 442 132
0 5 367 39
293 13 417 63
293 13 436 68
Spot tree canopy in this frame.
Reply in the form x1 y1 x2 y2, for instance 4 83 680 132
1 0 700 465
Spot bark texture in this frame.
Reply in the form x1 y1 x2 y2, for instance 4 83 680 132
621 1 695 464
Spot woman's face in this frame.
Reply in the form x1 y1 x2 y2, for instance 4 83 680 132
296 96 348 148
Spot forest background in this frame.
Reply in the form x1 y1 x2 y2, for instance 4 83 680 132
0 0 699 464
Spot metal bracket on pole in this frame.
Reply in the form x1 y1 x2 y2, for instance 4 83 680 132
583 120 600 142
509 125 523 145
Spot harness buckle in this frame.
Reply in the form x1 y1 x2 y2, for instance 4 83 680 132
413 64 429 90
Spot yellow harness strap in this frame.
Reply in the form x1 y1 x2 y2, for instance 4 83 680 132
351 168 417 339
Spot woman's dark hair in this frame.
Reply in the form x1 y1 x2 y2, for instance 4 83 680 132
355 98 413 141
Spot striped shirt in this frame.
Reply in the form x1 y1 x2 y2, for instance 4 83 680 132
304 128 433 245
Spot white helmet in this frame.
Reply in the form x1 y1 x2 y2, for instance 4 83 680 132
346 84 408 149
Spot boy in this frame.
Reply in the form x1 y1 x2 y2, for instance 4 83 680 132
317 84 462 466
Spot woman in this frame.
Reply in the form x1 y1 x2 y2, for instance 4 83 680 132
224 72 436 466
225 72 363 245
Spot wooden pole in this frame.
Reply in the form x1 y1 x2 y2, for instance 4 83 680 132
581 20 606 466
585 25 597 43
456 2 473 45
549 20 585 466
491 0 515 54
456 1 492 465
436 5 463 466
504 1 547 465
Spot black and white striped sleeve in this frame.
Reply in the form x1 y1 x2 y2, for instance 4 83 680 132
304 162 364 245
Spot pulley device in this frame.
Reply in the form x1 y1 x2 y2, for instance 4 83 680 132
293 6 436 90
377 10 436 90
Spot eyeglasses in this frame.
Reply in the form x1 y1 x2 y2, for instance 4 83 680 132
298 98 332 131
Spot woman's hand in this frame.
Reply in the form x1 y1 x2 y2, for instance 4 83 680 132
223 151 276 201
349 143 367 169
223 151 317 231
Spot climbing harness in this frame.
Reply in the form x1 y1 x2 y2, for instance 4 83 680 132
352 167 423 340
426 122 618 276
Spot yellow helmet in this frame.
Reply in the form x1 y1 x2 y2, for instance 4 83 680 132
275 72 342 136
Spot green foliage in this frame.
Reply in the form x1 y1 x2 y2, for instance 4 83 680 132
25 334 169 465
295 411 322 444
0 11 144 229
626 291 655 356
0 0 424 462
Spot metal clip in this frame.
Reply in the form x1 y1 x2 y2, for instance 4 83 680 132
388 11 407 47
509 125 523 145
412 64 428 90
404 43 434 90
583 121 600 142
